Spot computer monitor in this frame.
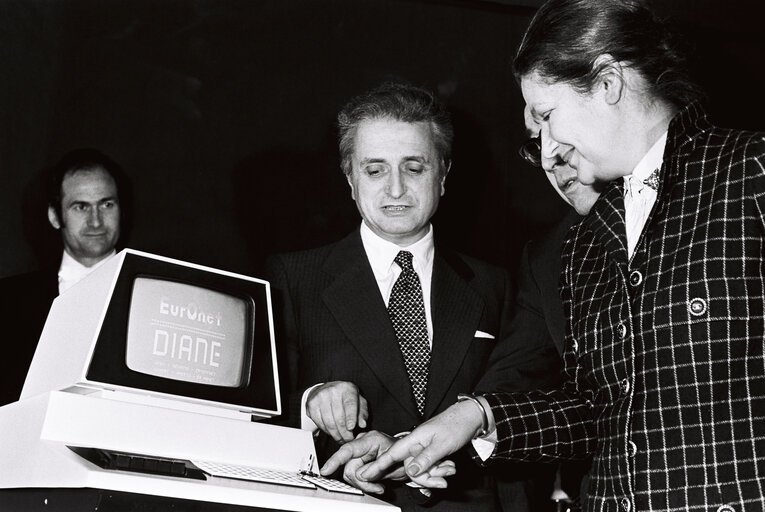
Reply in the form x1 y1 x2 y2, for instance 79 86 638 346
21 249 280 419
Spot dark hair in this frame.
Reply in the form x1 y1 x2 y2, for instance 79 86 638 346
337 82 453 176
513 0 704 107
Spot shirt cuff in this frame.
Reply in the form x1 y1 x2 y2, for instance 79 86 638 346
471 428 498 461
300 383 322 433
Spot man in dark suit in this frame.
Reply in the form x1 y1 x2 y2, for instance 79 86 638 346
0 149 127 407
266 83 558 511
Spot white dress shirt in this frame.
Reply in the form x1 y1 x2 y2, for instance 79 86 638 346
58 250 116 294
623 132 667 259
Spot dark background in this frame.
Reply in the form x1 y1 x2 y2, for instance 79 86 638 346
1 0 763 280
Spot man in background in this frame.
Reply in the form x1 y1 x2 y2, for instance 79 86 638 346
266 82 559 511
507 108 603 510
0 148 127 406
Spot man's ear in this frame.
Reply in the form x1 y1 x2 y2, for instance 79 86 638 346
47 206 61 230
440 160 451 196
593 54 624 105
346 173 356 201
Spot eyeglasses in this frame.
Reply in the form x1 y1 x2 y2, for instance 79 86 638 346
518 136 542 167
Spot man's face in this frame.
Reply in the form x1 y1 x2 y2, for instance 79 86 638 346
347 118 445 246
48 167 121 267
524 106 602 216
521 71 635 185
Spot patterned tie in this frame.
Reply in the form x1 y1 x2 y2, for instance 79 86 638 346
388 250 430 416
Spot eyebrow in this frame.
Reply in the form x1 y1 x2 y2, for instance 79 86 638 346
359 158 386 166
67 196 118 207
359 156 430 166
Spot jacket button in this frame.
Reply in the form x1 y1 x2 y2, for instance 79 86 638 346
628 440 637 457
620 379 630 394
617 323 628 339
620 498 631 511
629 270 643 287
689 297 707 316
716 506 735 512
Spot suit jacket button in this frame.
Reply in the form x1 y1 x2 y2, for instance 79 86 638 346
689 297 707 316
629 270 643 287
617 323 628 339
716 506 735 512
628 440 637 457
620 498 631 512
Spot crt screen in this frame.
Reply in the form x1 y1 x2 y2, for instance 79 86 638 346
126 277 249 387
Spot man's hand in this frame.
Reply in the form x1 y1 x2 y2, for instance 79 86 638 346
306 381 368 443
320 430 396 494
358 400 486 487
320 431 457 494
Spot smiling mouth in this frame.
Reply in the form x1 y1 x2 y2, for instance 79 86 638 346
382 205 410 211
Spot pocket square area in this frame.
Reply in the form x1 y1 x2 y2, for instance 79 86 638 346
474 330 495 339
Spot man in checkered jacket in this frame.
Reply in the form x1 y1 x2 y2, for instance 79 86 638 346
322 1 765 511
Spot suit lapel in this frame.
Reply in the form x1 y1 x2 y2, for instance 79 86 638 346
320 232 420 420
587 181 630 275
425 249 483 418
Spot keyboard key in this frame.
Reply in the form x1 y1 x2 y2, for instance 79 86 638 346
301 473 363 495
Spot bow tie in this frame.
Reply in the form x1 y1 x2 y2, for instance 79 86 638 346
642 168 661 191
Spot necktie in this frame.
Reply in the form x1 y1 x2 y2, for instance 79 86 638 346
388 250 430 416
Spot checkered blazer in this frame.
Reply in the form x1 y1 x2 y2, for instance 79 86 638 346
483 103 765 512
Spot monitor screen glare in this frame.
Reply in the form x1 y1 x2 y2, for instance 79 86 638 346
126 278 249 388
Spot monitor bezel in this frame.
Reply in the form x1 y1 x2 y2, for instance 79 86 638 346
86 253 279 414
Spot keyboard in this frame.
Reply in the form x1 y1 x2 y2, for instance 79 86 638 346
190 460 363 494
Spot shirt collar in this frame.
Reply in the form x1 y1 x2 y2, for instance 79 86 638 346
58 249 116 292
359 222 435 279
625 131 668 185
